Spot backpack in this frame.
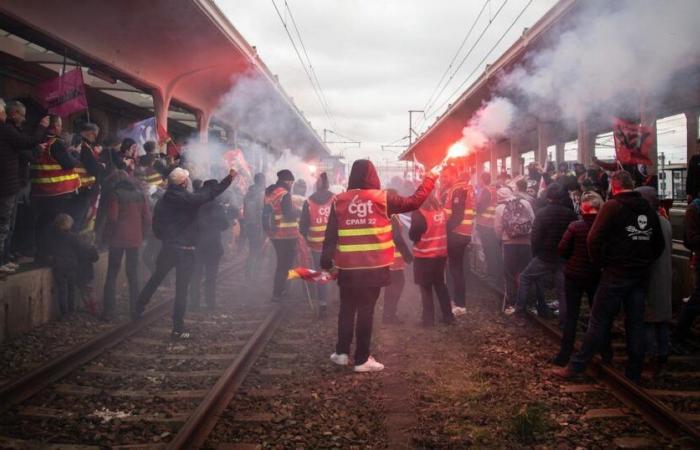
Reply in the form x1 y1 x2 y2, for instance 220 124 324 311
502 199 533 239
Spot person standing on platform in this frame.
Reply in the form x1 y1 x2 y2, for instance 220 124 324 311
263 170 299 303
382 210 412 325
300 172 334 318
132 167 236 338
322 159 436 372
475 172 501 286
409 192 454 328
440 166 474 316
72 123 105 233
102 170 151 321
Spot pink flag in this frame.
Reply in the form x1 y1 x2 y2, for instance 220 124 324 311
36 68 88 117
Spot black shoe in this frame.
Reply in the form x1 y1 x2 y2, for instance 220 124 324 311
552 354 569 367
537 308 555 319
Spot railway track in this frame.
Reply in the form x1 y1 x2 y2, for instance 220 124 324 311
479 277 700 443
0 255 284 449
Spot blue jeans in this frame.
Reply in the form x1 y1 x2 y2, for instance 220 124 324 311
312 251 328 306
515 256 566 324
570 271 646 381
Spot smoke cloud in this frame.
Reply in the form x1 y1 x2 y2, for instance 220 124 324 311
460 0 699 148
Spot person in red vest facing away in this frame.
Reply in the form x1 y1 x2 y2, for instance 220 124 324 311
300 172 335 318
263 169 299 303
410 192 454 327
321 159 436 372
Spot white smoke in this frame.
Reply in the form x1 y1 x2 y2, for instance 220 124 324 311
459 0 699 147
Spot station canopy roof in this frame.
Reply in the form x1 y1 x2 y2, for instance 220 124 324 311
0 0 329 156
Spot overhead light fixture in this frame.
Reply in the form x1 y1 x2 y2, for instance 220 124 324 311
88 68 117 84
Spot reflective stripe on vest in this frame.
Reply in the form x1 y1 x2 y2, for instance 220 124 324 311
30 139 81 197
138 169 164 187
265 187 299 239
475 186 498 228
306 196 334 252
333 189 394 269
413 208 447 258
75 166 96 189
444 182 475 236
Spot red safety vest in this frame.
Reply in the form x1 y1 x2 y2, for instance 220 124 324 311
30 138 81 197
265 187 299 239
137 166 164 188
443 181 475 236
475 185 498 228
306 195 334 252
390 217 406 271
413 207 447 258
333 189 394 270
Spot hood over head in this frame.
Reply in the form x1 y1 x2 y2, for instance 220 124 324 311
635 186 659 211
348 159 381 190
614 190 651 213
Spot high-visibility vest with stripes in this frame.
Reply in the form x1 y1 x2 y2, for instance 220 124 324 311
30 138 81 197
138 167 165 188
413 208 447 258
306 195 334 252
443 181 475 236
475 185 498 228
333 189 394 270
390 217 406 271
265 187 299 239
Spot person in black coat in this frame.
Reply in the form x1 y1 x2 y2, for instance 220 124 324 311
133 167 236 338
686 138 700 202
190 179 231 310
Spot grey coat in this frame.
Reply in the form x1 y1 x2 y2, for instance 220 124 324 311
646 215 672 322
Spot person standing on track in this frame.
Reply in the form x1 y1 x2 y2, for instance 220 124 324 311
263 170 300 303
322 159 436 372
300 172 334 318
440 166 474 316
409 192 454 327
132 167 236 339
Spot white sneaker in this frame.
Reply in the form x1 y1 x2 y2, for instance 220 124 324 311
452 306 467 317
330 353 349 366
5 262 18 269
504 306 516 315
354 356 384 372
0 264 16 274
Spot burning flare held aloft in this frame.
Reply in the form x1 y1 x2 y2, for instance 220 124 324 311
429 141 471 176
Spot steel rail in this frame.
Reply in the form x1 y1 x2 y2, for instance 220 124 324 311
478 279 700 441
0 299 172 412
167 304 283 449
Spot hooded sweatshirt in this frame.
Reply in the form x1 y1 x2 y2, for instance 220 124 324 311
321 159 435 287
587 190 664 277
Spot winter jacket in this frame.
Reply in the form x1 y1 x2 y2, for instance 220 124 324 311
195 199 230 258
557 214 600 281
494 198 534 245
687 154 700 199
646 215 672 322
46 229 94 272
152 175 232 248
530 201 577 263
105 179 151 248
321 160 436 287
683 200 700 253
0 122 45 196
587 191 665 277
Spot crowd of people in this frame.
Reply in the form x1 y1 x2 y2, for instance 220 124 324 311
3 96 700 377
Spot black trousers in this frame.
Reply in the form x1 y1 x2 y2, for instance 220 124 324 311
137 246 194 332
190 252 222 308
447 236 471 307
102 247 140 317
383 270 405 320
557 276 606 361
53 267 76 315
336 286 381 365
271 238 297 298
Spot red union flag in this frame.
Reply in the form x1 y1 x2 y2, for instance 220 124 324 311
37 68 88 117
613 118 654 166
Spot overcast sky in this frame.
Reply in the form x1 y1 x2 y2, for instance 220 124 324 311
216 0 559 162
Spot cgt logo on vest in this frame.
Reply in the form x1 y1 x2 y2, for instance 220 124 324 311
346 195 377 225
434 212 445 223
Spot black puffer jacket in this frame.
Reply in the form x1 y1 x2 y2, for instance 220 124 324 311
558 214 600 281
0 122 45 196
588 191 665 277
152 175 232 248
531 201 577 263
195 199 230 258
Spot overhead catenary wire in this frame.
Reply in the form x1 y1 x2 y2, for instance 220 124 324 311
271 0 336 130
427 0 534 122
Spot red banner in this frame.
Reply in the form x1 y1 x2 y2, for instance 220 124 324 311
36 68 88 117
613 118 654 166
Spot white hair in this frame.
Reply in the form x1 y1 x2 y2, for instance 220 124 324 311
168 167 190 185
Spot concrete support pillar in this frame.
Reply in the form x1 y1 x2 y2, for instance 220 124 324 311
536 121 549 167
510 138 521 176
152 89 171 135
685 109 699 162
195 110 211 144
555 142 565 164
577 119 594 166
640 97 658 173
